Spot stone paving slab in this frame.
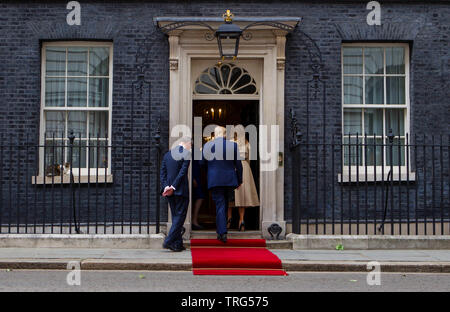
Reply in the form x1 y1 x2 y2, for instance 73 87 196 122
0 248 449 272
271 249 450 262
0 248 449 262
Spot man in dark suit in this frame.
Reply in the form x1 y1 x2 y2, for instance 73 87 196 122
160 137 191 252
202 126 243 243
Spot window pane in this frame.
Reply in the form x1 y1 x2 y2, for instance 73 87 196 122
45 111 65 137
67 78 87 107
89 78 109 107
365 76 384 104
344 76 363 104
67 140 87 168
386 47 405 74
234 84 257 94
344 109 362 135
386 138 405 166
343 48 362 74
89 111 108 138
199 73 219 90
89 47 109 76
68 47 88 76
46 47 66 76
89 140 108 168
233 73 251 90
386 77 405 104
68 112 87 138
344 137 363 166
385 109 405 136
365 138 383 166
45 78 65 107
364 109 383 136
45 139 64 169
219 38 237 58
364 47 384 75
195 83 216 94
229 67 242 87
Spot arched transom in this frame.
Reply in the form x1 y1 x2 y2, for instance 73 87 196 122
193 63 258 95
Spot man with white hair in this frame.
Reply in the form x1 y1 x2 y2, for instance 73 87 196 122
160 137 191 251
202 126 243 243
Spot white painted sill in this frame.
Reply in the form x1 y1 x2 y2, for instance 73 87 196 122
338 171 416 183
31 175 113 185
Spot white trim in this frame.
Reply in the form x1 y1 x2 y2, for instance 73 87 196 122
342 43 410 168
338 170 416 183
40 41 113 176
32 173 113 185
167 28 286 238
193 63 259 96
192 94 260 100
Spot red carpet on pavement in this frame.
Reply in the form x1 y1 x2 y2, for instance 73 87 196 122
190 239 287 276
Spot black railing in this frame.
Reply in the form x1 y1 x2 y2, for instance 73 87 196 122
1 130 449 236
0 134 163 234
290 130 450 235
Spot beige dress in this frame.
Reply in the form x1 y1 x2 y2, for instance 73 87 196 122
235 142 260 207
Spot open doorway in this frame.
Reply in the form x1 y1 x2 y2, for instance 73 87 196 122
192 100 260 231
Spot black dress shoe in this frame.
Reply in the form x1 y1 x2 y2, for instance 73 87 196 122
217 233 227 243
164 242 185 252
168 245 184 252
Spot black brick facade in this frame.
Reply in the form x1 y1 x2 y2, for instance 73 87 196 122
0 1 448 231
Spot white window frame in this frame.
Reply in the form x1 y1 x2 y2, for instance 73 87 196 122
39 41 113 177
341 42 411 178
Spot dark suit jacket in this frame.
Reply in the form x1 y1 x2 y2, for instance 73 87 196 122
160 146 191 198
201 137 243 189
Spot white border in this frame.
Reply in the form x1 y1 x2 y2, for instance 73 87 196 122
341 42 411 177
40 41 113 176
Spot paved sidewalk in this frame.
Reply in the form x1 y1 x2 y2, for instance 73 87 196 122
0 248 449 272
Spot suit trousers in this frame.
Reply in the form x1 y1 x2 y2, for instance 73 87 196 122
164 195 189 248
211 187 234 235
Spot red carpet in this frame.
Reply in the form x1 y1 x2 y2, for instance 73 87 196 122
190 239 287 276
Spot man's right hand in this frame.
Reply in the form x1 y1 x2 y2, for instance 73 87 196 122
163 188 174 197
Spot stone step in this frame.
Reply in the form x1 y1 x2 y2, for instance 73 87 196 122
183 239 292 249
185 230 293 249
190 230 262 239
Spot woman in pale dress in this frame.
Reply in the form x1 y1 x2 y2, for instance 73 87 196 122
227 126 260 231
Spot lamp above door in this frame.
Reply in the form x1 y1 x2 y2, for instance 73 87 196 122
215 10 243 60
155 13 300 61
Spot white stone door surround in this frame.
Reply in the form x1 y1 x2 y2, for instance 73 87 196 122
156 17 299 239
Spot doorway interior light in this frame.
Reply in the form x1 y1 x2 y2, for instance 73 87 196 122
203 104 226 122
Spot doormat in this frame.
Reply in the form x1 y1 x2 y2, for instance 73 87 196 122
190 239 287 276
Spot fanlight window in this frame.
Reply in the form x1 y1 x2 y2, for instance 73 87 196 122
194 63 258 95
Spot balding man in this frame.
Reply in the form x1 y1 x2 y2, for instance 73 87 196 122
202 126 243 243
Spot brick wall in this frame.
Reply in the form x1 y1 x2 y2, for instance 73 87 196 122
0 1 448 229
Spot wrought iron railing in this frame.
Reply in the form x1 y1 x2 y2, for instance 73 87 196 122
289 128 450 235
0 129 448 236
0 132 162 235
